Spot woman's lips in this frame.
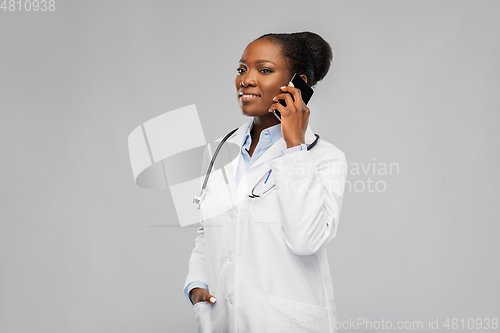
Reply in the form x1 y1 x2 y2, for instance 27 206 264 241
239 94 261 102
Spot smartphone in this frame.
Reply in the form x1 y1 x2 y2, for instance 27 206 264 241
273 73 314 121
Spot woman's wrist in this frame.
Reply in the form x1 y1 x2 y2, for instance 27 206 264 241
286 140 305 149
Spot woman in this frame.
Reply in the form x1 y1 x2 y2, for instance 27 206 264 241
184 31 347 333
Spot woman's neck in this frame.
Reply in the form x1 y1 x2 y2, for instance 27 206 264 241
250 114 280 143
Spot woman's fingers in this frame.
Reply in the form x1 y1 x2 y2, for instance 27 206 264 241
270 100 288 117
282 91 295 108
190 288 217 305
272 91 295 105
270 96 307 121
280 86 304 111
272 87 305 113
205 293 217 304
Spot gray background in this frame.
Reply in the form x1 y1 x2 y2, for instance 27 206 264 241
1 0 499 332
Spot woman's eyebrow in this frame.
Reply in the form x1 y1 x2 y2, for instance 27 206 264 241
239 59 277 65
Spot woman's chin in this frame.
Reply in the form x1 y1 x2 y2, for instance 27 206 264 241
241 109 257 117
240 105 269 117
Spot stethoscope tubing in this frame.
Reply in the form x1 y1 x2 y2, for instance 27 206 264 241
194 128 320 206
200 128 239 192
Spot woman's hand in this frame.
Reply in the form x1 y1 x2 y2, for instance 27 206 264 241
190 287 217 305
269 85 310 149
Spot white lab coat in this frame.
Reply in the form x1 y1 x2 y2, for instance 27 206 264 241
185 119 347 333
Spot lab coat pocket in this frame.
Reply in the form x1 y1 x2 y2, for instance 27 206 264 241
250 191 282 224
267 295 330 333
193 301 212 333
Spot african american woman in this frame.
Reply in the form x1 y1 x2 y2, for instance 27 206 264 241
184 31 347 333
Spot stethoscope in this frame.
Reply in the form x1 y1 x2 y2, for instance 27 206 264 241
193 128 320 209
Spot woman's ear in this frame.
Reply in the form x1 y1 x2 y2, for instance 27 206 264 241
299 74 308 83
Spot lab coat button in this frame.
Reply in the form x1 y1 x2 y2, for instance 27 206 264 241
228 252 235 262
230 211 236 219
227 294 234 304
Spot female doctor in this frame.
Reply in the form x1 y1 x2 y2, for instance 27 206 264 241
184 31 347 333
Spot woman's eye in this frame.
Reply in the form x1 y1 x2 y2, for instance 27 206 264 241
260 68 273 74
236 68 246 74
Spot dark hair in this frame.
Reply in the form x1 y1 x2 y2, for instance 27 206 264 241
256 31 333 87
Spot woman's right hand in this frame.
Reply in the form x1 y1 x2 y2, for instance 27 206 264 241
190 287 217 305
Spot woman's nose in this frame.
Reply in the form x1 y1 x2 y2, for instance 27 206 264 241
241 73 257 87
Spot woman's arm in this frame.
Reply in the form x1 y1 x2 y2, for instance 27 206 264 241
269 146 347 255
184 225 210 303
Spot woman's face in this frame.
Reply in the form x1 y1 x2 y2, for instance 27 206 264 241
235 38 292 117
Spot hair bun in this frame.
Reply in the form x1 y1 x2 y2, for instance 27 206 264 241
296 32 333 85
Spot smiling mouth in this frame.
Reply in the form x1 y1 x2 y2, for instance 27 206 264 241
239 93 261 102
